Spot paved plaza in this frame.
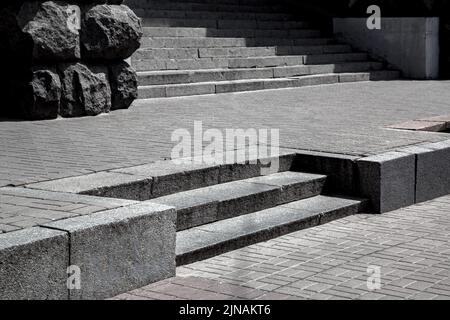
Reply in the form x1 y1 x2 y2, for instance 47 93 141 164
113 194 450 300
1 80 450 300
1 80 449 188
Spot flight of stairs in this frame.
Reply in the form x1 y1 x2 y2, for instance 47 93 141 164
120 155 368 266
125 0 400 99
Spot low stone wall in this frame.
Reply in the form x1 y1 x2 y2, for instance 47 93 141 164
0 0 142 120
333 17 440 79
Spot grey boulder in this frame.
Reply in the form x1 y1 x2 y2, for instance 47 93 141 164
81 4 142 60
17 67 61 120
16 1 81 61
109 61 138 110
59 63 111 117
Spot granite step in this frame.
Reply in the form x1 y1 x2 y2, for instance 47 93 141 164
138 70 400 98
142 27 323 38
132 53 369 71
176 195 366 265
135 9 295 21
129 2 287 14
137 62 383 86
133 44 351 60
140 18 313 30
140 37 336 49
151 171 327 231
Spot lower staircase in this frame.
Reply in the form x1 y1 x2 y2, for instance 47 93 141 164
125 0 400 99
138 159 368 265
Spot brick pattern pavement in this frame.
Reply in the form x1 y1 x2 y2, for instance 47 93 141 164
0 187 137 233
113 195 450 300
1 81 450 187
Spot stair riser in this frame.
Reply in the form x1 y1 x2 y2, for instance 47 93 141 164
86 153 296 201
156 171 326 231
140 18 312 30
142 27 322 38
139 71 400 99
176 203 361 266
133 53 368 71
140 37 334 49
134 45 350 60
138 62 382 86
130 3 286 14
177 179 325 231
128 0 278 8
136 10 294 21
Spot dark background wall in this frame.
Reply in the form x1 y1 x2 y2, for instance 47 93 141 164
283 0 450 78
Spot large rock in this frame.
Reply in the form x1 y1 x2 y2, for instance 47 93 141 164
16 1 81 62
109 61 138 110
14 67 61 120
81 4 142 60
59 63 111 117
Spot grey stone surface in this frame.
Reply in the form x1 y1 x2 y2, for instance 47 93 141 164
44 202 176 300
243 171 327 204
27 171 152 201
292 151 359 196
113 159 221 198
0 187 138 234
176 195 363 265
334 18 440 79
414 141 450 203
0 227 69 300
1 81 450 188
186 180 281 220
357 151 416 213
119 194 450 301
150 192 218 231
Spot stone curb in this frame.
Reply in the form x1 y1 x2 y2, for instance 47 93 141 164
356 139 450 213
0 201 177 300
0 227 69 300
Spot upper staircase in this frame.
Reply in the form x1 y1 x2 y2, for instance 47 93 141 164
125 0 400 98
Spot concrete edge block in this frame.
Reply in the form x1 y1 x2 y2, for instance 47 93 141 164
43 202 177 300
401 140 450 203
291 150 359 196
0 227 69 300
356 151 415 213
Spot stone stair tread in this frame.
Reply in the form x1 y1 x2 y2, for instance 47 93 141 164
137 61 382 78
138 71 398 93
137 9 295 21
176 195 365 265
150 171 327 230
141 27 323 38
139 37 336 49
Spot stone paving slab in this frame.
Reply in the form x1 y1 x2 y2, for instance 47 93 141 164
0 187 138 234
1 81 450 187
114 194 450 300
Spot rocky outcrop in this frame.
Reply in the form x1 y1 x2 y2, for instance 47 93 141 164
0 0 141 120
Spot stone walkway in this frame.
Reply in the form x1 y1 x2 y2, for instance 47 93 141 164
1 81 449 187
114 194 450 300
